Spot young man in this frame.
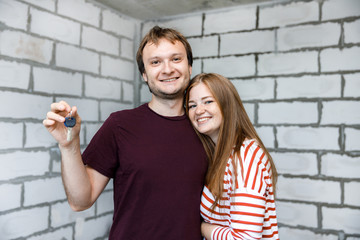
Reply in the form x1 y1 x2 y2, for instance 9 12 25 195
43 26 208 239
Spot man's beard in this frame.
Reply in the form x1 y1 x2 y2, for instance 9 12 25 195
146 82 186 100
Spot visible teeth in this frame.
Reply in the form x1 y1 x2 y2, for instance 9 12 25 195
198 117 209 123
162 78 177 82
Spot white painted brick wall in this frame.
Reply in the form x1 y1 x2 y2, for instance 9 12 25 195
191 59 202 77
277 176 341 203
203 55 255 77
187 36 218 58
322 207 360 234
56 43 99 74
27 227 73 240
58 0 100 27
0 0 28 30
97 190 114 214
25 122 57 148
0 30 53 64
204 7 256 34
75 215 112 240
255 126 274 148
0 60 30 89
243 103 255 124
100 101 133 121
321 153 360 178
85 75 121 100
57 97 99 122
277 75 341 99
344 182 360 207
30 8 81 45
33 67 82 96
85 123 102 145
258 51 318 76
322 0 360 20
0 183 22 212
279 227 338 240
344 19 360 44
82 26 119 55
258 102 318 124
101 55 134 81
0 207 49 239
221 30 275 55
345 128 360 151
103 9 137 39
122 81 134 102
51 201 94 228
271 152 318 175
121 38 135 60
0 122 23 149
277 23 341 51
321 46 360 72
276 201 318 227
344 73 360 97
22 0 55 12
259 1 319 28
232 78 275 101
0 151 49 181
321 100 360 124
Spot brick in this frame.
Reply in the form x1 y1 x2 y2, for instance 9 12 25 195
259 1 319 28
25 122 57 148
97 190 114 215
27 226 73 240
322 207 360 234
277 126 339 150
321 153 360 178
345 128 360 151
0 122 23 149
122 81 134 102
0 30 53 64
0 184 21 211
30 8 80 45
344 19 360 44
191 59 202 77
51 201 94 228
277 201 317 227
85 75 121 100
255 126 274 149
271 152 318 175
277 176 341 203
259 102 318 124
85 123 102 144
33 67 82 96
140 83 152 103
321 100 360 124
0 151 49 181
232 78 275 101
121 38 134 60
204 7 256 34
277 23 341 51
258 51 318 76
103 10 137 39
0 207 48 239
0 91 52 119
279 227 338 240
82 26 119 55
100 101 133 121
22 0 56 12
344 73 360 97
101 55 134 81
243 103 255 124
203 56 255 78
75 214 112 239
0 60 30 89
56 43 99 74
56 97 98 122
221 30 274 55
321 46 360 72
345 182 360 207
187 36 218 58
24 177 66 206
0 0 28 30
277 75 341 99
58 0 100 27
322 0 360 20
143 15 202 37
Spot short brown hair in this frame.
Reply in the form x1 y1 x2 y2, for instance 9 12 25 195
136 26 193 75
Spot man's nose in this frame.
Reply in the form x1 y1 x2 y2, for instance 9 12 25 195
162 61 174 74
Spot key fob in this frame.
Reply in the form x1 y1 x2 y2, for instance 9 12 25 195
64 117 76 127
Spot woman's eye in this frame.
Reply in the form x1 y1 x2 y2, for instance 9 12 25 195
188 104 196 109
205 100 213 104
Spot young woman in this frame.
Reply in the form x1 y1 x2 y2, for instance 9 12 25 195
185 73 279 240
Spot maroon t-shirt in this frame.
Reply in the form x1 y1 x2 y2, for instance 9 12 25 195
82 104 208 240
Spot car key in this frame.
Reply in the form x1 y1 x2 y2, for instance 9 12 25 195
64 111 76 141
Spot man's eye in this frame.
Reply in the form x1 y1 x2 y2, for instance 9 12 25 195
151 60 160 65
173 57 181 62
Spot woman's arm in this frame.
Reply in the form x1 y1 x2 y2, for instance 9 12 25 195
201 222 219 240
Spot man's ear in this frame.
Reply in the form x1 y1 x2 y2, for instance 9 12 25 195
142 72 148 82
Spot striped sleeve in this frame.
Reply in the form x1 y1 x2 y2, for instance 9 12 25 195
210 140 278 240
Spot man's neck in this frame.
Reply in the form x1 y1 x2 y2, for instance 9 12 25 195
148 97 185 117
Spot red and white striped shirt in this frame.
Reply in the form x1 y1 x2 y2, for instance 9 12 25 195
200 139 279 240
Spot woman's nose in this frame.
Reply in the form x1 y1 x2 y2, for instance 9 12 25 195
195 104 205 114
